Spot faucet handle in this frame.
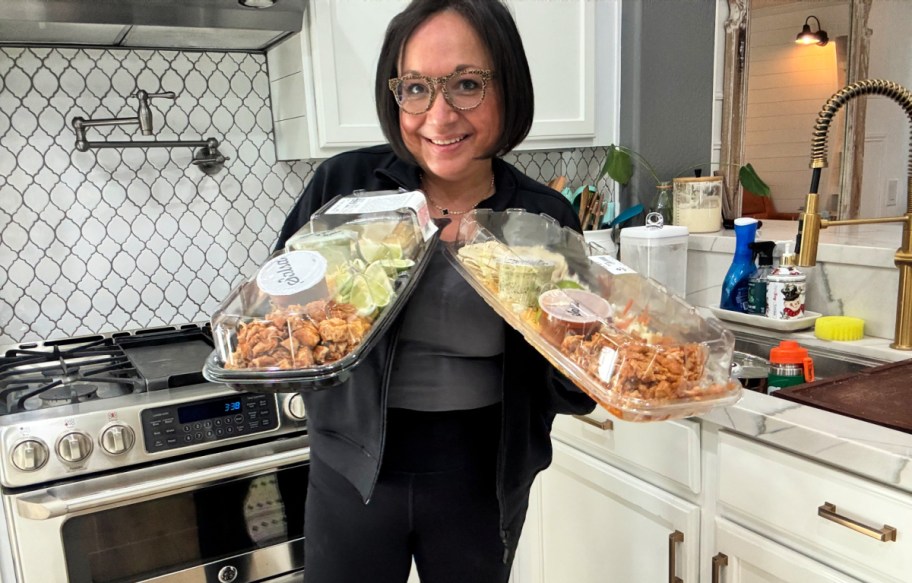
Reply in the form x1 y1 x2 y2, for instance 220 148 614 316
131 90 176 136
130 90 176 101
147 91 176 100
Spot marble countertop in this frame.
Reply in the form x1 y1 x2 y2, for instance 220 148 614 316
697 307 912 494
702 390 912 494
688 219 903 269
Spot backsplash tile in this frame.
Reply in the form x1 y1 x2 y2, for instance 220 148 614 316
0 46 608 345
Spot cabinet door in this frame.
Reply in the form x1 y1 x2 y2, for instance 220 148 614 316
522 440 699 583
301 0 617 158
307 0 406 154
506 0 618 150
712 517 863 583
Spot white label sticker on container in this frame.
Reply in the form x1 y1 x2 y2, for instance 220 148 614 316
257 250 327 297
325 191 437 241
590 254 637 275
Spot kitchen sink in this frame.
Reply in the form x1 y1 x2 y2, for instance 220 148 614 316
731 330 887 381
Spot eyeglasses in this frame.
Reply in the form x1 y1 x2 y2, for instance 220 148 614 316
388 69 494 115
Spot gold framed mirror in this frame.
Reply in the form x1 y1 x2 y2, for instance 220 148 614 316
720 0 879 220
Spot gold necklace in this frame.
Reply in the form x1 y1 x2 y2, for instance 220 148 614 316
421 173 495 216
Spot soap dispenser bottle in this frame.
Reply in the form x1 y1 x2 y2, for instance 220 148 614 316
747 241 776 315
720 217 759 312
766 242 806 320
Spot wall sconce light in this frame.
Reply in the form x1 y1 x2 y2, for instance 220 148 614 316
795 15 829 46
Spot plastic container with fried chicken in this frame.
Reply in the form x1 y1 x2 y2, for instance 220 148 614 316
203 190 441 392
444 208 740 421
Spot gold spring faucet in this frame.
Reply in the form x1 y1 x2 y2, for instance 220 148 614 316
795 79 912 349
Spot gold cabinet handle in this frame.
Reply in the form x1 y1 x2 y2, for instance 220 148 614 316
818 502 897 542
711 553 728 583
573 414 614 431
668 530 683 583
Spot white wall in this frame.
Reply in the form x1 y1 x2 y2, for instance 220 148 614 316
863 0 912 218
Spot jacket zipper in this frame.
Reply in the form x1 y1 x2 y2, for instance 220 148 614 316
364 320 403 505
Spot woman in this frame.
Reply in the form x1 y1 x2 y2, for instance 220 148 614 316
276 1 595 581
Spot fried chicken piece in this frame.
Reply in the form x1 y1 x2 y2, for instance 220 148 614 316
292 320 321 348
318 318 350 343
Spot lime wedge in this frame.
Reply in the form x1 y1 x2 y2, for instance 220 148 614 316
556 279 584 290
359 239 403 262
376 258 415 276
347 276 377 317
364 262 395 308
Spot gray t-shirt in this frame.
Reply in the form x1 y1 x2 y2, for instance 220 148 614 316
387 247 505 411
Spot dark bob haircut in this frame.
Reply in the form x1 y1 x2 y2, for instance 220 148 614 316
374 0 535 164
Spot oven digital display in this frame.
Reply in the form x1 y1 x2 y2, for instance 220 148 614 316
178 397 244 423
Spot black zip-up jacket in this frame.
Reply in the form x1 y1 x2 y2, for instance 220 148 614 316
276 145 596 560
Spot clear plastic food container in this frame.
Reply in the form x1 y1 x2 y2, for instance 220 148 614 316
445 208 739 421
203 190 439 392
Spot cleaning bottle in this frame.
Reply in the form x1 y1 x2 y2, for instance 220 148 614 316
767 340 814 393
747 241 776 315
720 217 759 312
766 242 806 320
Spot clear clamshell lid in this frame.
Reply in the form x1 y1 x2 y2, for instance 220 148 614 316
203 190 440 393
444 208 740 422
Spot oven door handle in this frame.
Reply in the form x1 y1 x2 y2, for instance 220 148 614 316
16 443 309 520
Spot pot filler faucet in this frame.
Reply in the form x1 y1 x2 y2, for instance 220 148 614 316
795 79 912 349
71 89 228 175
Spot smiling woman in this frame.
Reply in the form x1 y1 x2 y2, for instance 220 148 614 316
273 1 594 582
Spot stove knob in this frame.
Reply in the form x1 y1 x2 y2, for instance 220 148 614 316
284 393 306 420
100 423 136 455
11 439 49 472
56 431 93 464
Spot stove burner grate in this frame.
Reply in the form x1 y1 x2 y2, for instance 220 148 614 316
39 382 99 405
0 341 141 414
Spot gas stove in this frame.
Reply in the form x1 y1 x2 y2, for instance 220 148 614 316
0 324 307 489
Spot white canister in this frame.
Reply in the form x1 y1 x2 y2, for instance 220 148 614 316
619 216 689 297
765 252 806 320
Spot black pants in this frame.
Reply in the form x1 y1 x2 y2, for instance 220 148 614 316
304 404 512 583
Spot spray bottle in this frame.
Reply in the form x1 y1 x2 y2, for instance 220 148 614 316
720 217 759 312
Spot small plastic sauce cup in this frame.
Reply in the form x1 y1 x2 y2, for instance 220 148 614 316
538 289 612 347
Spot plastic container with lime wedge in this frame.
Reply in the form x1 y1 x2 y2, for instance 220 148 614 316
204 190 442 393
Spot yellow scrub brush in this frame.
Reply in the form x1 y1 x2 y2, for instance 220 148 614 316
814 316 865 341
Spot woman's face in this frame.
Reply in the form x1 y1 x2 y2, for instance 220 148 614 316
397 10 501 183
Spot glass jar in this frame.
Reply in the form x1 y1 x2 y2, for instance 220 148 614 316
652 181 673 226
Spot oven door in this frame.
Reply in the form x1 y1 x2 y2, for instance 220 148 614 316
6 435 308 583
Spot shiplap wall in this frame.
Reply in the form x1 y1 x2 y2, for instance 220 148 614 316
743 2 850 215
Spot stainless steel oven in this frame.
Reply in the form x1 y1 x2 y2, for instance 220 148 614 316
0 325 309 583
4 435 308 582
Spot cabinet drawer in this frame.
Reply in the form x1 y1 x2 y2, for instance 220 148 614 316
551 411 700 494
718 431 912 583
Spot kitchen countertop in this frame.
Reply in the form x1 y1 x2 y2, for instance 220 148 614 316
688 219 902 269
698 309 912 494
701 389 912 494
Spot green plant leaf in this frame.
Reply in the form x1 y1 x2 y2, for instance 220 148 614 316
739 163 770 196
601 145 633 185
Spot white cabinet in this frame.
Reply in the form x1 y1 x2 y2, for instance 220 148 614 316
716 430 912 583
518 439 699 583
267 0 619 160
711 517 863 583
551 411 702 496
